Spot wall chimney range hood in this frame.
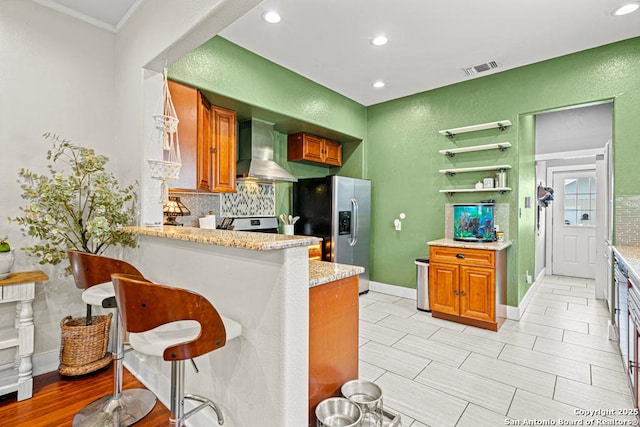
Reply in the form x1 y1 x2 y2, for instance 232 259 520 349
236 118 297 182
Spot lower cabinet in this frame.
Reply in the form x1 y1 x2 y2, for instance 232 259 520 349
429 245 506 331
308 275 358 426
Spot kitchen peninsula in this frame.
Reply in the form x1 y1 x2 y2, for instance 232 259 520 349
121 226 363 427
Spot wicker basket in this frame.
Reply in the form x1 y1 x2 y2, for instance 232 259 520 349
58 314 112 376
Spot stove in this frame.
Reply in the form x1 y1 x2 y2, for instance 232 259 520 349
228 217 278 233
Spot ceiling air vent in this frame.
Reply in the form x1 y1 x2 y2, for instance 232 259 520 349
463 61 499 76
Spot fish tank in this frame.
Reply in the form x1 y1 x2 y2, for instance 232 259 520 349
453 203 495 242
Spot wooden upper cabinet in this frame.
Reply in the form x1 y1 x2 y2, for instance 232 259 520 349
288 133 342 167
323 139 342 166
167 80 198 191
167 80 236 193
211 106 237 193
197 92 212 191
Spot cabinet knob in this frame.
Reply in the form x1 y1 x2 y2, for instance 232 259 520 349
456 254 465 259
454 290 459 295
460 291 466 296
210 147 217 154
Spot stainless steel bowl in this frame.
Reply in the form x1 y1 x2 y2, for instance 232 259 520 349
316 397 362 427
341 379 383 412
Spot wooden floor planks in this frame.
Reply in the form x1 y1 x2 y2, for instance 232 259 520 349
0 365 170 426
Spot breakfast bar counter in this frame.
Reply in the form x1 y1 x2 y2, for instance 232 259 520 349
121 226 360 427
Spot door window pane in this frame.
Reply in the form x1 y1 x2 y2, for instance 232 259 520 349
564 176 596 227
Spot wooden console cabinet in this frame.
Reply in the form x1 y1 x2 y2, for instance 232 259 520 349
429 245 506 331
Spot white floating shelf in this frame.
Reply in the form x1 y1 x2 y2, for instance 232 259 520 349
439 187 512 195
439 120 512 138
439 165 512 175
439 142 512 157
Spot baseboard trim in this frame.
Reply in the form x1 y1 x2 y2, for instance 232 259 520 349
33 349 60 376
369 281 417 299
506 268 545 320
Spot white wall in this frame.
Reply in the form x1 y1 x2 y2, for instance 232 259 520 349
0 0 261 373
0 1 117 364
112 0 262 226
536 103 612 155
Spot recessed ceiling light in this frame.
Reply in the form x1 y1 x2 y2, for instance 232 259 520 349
372 81 385 88
262 11 281 23
371 35 388 46
612 2 639 15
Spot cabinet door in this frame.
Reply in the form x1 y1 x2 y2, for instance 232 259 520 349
323 139 342 166
197 93 212 191
429 263 459 316
211 106 236 192
167 80 198 190
302 134 324 163
459 265 495 322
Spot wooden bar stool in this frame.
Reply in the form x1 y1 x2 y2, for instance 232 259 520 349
111 273 242 426
67 250 157 426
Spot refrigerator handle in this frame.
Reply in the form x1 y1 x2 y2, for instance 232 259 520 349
350 198 358 247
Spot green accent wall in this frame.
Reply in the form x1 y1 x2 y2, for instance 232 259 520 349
170 34 640 308
367 37 640 306
169 36 367 142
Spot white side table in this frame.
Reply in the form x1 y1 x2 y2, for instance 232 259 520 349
0 270 48 401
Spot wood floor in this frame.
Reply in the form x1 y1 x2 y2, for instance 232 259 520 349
0 365 170 426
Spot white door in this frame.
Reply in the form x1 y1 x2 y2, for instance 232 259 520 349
552 170 597 278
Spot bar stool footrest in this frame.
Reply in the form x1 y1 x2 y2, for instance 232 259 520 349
181 394 224 425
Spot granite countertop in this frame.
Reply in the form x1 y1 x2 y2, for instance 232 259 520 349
309 260 365 288
427 238 513 251
122 226 320 251
613 245 640 283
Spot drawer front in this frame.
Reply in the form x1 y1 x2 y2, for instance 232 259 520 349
429 246 495 268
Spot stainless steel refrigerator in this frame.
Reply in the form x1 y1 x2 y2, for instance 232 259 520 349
293 176 371 293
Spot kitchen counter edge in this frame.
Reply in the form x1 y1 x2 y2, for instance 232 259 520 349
309 260 364 288
123 226 320 251
427 238 513 251
613 245 640 283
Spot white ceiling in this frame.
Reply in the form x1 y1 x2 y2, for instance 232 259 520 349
32 0 142 31
36 0 640 106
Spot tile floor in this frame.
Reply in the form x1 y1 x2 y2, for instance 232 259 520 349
358 275 635 426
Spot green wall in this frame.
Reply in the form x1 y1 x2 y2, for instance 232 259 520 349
169 36 367 142
170 34 640 307
367 37 640 306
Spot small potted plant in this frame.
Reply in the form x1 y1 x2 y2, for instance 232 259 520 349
0 237 15 278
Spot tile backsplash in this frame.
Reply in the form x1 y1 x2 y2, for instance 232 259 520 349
168 181 276 227
221 181 275 217
169 192 220 227
616 195 640 245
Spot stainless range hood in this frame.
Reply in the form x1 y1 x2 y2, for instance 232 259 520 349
236 118 297 182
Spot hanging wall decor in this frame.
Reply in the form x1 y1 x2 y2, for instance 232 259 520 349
148 68 181 203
